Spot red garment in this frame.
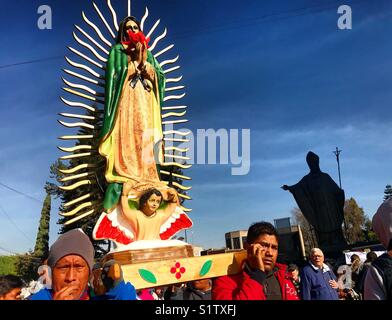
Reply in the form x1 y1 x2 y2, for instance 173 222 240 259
212 263 299 300
122 30 150 48
138 289 155 300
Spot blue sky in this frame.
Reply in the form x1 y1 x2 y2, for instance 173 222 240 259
1 0 392 254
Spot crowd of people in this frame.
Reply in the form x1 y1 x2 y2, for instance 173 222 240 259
0 228 213 301
1 197 391 301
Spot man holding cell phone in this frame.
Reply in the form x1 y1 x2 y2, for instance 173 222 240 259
212 221 299 300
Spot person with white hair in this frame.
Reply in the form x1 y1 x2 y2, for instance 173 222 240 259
300 248 339 300
364 199 392 300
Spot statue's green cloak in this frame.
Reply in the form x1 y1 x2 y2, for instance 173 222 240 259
100 43 166 211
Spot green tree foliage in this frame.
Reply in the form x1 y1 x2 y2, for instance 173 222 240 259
384 184 392 201
159 163 188 206
343 198 372 244
291 207 318 255
0 256 18 275
14 193 52 281
363 217 378 242
14 251 42 282
33 193 51 260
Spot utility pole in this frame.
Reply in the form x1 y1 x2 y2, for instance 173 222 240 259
333 147 348 237
333 147 342 188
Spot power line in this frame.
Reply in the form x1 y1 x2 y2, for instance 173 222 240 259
0 56 63 70
0 245 42 262
0 244 21 256
169 0 369 40
0 182 42 204
0 204 34 244
0 0 370 70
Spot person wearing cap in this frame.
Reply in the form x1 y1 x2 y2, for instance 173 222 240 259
286 264 301 295
30 229 136 300
364 198 392 300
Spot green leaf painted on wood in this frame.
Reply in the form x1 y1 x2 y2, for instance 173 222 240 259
200 260 213 277
139 269 157 284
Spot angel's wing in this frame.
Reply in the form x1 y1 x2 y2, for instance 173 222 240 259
159 206 193 240
57 1 192 228
93 209 135 245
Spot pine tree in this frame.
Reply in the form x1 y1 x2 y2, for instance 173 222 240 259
384 185 392 201
343 198 369 244
15 192 51 281
33 193 51 260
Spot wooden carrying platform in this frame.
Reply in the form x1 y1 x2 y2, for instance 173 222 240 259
110 250 247 289
102 245 195 265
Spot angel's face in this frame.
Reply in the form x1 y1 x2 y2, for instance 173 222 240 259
125 20 139 34
142 193 162 216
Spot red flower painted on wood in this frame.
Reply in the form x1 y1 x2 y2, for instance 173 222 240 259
170 262 186 279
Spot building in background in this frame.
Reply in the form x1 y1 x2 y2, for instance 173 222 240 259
219 219 307 264
200 231 247 256
225 230 248 250
274 218 306 264
192 246 204 256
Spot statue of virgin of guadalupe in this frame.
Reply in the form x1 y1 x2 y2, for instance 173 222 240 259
93 17 192 245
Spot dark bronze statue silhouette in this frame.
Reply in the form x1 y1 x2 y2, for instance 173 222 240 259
282 151 347 251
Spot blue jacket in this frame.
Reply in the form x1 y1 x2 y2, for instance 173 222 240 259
300 263 339 300
30 281 137 300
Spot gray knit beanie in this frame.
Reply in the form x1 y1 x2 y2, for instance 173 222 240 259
47 229 95 271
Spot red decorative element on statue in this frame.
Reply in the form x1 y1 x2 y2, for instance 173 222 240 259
170 262 186 279
94 213 133 245
160 212 193 240
122 30 150 48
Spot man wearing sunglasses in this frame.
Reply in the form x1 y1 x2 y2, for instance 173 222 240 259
213 222 299 300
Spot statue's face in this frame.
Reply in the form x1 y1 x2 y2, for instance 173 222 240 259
125 20 139 34
142 193 162 216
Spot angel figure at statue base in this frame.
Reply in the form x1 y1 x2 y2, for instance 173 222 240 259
93 187 193 248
